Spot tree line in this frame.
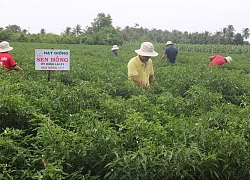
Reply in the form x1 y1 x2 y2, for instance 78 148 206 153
0 13 249 45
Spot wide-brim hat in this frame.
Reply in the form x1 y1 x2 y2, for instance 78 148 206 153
225 56 232 63
111 45 119 50
135 42 158 57
0 41 13 52
165 41 173 45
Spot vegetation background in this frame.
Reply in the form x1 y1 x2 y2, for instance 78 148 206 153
0 13 249 45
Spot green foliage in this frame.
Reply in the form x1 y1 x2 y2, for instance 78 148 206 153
1 42 250 179
92 27 123 45
89 13 113 34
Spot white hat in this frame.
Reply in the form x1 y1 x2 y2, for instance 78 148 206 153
0 41 13 52
135 42 158 57
111 45 119 50
225 56 233 63
166 41 173 45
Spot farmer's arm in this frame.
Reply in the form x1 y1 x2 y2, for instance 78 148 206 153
161 48 168 59
149 75 157 84
131 75 144 87
209 56 215 62
148 61 157 84
161 54 166 59
128 60 143 87
8 57 23 72
131 75 151 90
12 65 23 71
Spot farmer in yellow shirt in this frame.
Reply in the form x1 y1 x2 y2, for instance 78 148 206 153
127 42 158 90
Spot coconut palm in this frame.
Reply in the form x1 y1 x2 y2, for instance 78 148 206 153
242 28 250 40
214 31 223 44
40 28 46 34
223 25 235 44
72 24 82 37
64 27 71 35
227 25 235 37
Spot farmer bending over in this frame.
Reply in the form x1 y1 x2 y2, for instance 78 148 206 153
209 55 232 68
127 42 158 90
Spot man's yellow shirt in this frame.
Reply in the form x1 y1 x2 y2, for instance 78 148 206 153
127 55 154 87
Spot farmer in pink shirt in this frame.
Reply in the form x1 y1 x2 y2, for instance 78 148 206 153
209 55 232 68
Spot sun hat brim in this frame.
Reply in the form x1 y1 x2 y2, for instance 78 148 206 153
111 47 119 50
0 46 13 52
225 56 233 63
165 41 173 45
135 49 158 57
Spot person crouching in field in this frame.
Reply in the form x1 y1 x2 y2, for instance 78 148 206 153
0 41 23 72
111 45 119 56
209 55 232 68
127 42 158 91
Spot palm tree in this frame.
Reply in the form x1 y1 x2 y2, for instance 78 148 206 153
72 24 82 37
40 28 46 34
242 28 250 40
212 31 222 44
226 25 235 44
227 25 235 36
64 27 71 35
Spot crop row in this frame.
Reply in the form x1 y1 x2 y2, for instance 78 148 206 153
0 42 250 179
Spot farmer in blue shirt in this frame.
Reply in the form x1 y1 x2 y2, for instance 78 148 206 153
161 41 178 63
110 45 119 56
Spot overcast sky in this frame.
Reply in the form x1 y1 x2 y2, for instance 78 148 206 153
0 0 249 35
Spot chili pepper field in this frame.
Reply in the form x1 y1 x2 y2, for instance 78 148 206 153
1 42 250 179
